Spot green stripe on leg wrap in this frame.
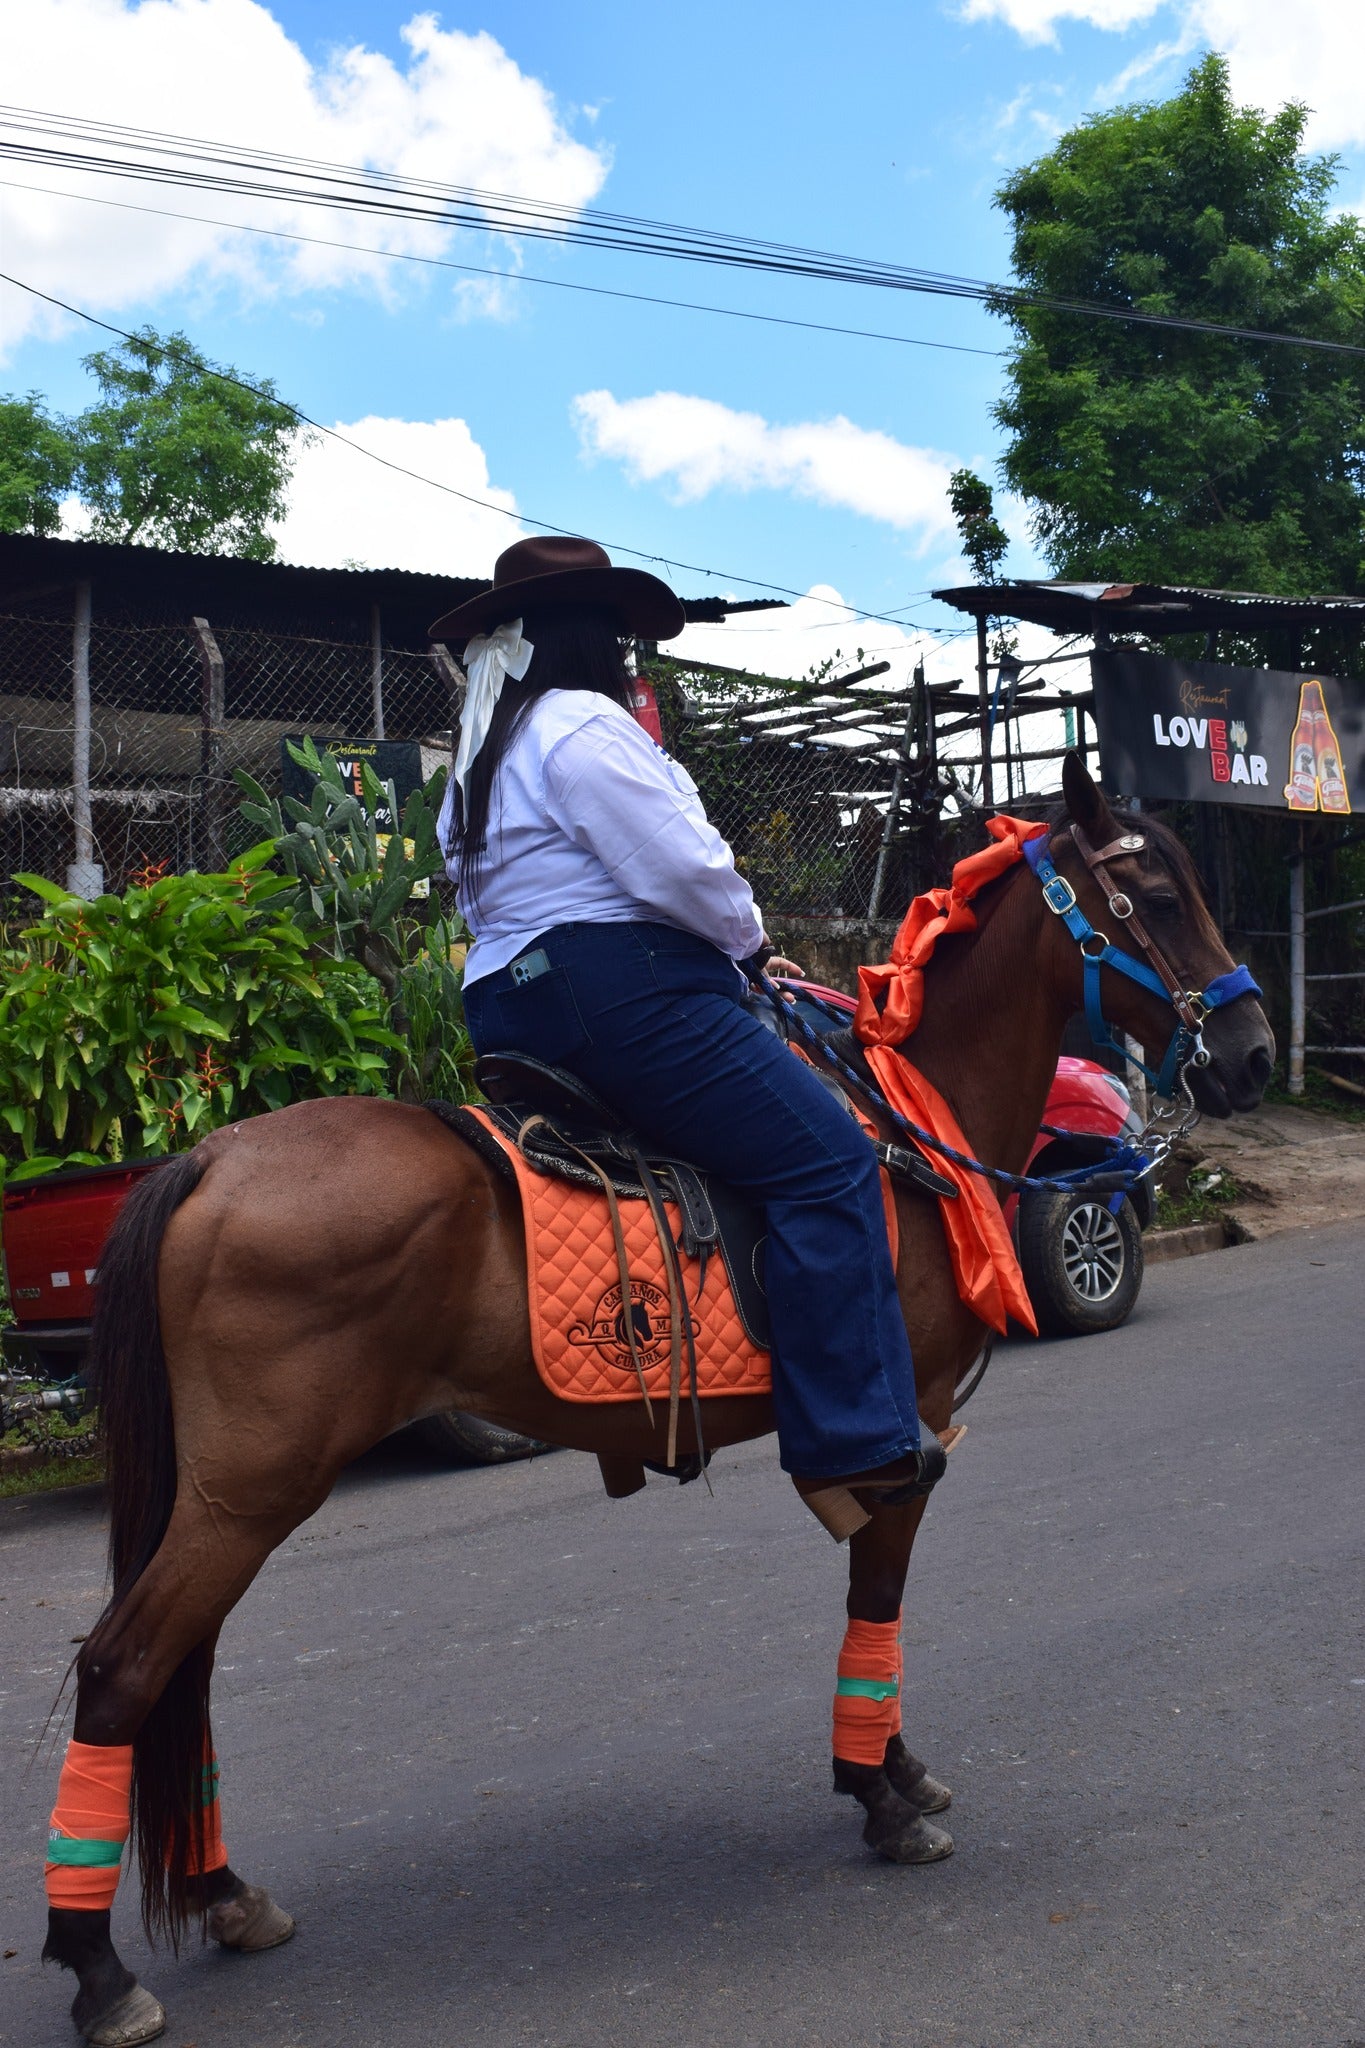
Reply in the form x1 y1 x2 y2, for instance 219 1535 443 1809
46 1834 125 1868
835 1675 900 1701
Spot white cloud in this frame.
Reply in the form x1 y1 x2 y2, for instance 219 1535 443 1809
963 0 1365 151
0 1 608 356
960 0 1161 44
673 586 952 693
272 415 520 575
573 390 959 551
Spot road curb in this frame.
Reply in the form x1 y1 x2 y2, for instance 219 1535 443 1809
1144 1220 1229 1264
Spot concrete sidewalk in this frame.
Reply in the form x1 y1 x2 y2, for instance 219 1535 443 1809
1183 1097 1365 1241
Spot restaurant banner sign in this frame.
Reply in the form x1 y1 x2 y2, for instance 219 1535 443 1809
1091 649 1362 813
280 736 424 831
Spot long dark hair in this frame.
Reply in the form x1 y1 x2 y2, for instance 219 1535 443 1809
451 605 636 899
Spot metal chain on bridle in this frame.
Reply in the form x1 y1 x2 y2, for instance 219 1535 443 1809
754 821 1264 1204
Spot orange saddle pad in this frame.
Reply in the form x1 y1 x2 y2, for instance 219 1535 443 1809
464 1106 897 1407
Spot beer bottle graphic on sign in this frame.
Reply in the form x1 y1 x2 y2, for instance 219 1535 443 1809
1308 681 1352 813
1284 682 1320 810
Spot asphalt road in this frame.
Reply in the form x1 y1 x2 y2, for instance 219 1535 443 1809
2 1222 1362 2048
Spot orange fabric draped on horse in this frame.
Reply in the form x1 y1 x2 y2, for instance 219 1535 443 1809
854 815 1047 1336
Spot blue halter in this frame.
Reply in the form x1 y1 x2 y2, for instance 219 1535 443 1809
1022 831 1261 1098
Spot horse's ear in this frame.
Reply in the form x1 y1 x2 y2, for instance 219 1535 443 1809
1061 751 1119 842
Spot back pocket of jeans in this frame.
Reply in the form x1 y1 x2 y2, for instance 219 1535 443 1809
488 965 591 1064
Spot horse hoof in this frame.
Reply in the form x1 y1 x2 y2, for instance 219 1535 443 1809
82 1984 166 2046
863 1807 955 1865
207 1883 296 1953
906 1770 953 1815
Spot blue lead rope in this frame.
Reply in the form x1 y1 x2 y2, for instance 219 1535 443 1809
759 975 1154 1202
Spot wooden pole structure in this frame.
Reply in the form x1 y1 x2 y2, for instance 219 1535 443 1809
370 602 386 740
868 685 917 920
192 616 226 871
1289 827 1306 1095
67 579 102 899
975 611 994 810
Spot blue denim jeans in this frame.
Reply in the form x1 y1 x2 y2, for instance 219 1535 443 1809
462 921 922 1477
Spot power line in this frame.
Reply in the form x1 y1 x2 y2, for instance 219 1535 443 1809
0 268 949 631
3 102 1364 359
0 174 1005 362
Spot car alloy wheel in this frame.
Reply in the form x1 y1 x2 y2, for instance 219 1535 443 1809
1059 1200 1128 1304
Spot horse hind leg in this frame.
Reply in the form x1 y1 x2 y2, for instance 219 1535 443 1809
832 1503 954 1865
43 1506 301 2044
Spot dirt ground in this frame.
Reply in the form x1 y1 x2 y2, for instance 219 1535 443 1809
1181 1096 1365 1241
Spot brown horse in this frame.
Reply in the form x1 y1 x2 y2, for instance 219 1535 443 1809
42 759 1273 2045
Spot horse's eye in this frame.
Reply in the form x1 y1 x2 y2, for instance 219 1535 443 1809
1144 893 1181 919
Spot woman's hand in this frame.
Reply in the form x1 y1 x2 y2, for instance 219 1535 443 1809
760 931 805 978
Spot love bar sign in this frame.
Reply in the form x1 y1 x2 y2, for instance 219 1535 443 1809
1091 649 1362 813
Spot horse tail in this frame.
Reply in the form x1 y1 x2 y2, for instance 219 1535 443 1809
87 1147 211 1945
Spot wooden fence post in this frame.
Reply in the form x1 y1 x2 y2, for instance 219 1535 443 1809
192 616 226 871
67 579 103 899
370 602 386 740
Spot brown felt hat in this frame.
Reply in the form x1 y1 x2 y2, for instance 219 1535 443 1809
428 534 686 648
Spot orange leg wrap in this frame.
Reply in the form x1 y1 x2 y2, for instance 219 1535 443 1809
186 1751 229 1876
44 1740 133 1911
832 1615 901 1766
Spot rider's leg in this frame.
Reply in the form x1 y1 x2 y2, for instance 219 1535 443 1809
463 920 941 1493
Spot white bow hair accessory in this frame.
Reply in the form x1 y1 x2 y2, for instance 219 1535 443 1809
453 619 535 800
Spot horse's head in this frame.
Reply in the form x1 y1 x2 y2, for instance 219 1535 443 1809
1040 755 1275 1117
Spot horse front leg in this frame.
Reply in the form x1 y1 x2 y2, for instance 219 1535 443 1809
832 1501 954 1864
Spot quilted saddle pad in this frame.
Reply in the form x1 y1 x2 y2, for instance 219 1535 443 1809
464 1106 771 1404
462 1105 899 1408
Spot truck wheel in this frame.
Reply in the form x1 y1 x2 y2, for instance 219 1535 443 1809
1017 1191 1144 1338
410 1410 551 1466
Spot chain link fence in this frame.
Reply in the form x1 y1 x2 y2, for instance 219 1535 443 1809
0 597 459 912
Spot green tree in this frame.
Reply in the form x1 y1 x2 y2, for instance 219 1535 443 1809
994 54 1365 595
948 467 1009 582
74 327 301 559
0 393 78 537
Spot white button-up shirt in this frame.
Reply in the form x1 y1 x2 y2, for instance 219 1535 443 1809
439 689 765 987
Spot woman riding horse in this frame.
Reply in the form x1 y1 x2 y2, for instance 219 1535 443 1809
431 534 946 1515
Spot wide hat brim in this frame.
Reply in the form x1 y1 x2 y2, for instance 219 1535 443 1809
429 563 685 647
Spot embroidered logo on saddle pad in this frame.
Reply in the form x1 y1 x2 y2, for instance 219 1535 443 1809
569 1279 701 1376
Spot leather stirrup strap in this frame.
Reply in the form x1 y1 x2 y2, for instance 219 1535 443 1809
518 1115 655 1426
626 1141 685 1466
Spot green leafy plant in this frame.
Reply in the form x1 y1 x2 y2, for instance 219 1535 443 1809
0 851 402 1166
235 741 474 1103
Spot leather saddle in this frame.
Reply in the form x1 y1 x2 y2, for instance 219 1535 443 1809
426 998 955 1499
452 1050 772 1352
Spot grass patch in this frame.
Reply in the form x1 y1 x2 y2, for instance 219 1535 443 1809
0 1452 103 1500
1263 1067 1365 1122
1154 1160 1244 1230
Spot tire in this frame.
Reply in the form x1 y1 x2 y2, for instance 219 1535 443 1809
1016 1190 1144 1338
410 1410 552 1466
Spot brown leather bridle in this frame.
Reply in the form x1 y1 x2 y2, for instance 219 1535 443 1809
1067 822 1211 1039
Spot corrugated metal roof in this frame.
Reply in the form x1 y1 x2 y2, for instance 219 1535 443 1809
0 532 784 644
933 578 1365 634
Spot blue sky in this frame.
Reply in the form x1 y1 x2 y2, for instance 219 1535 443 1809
5 0 1365 679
